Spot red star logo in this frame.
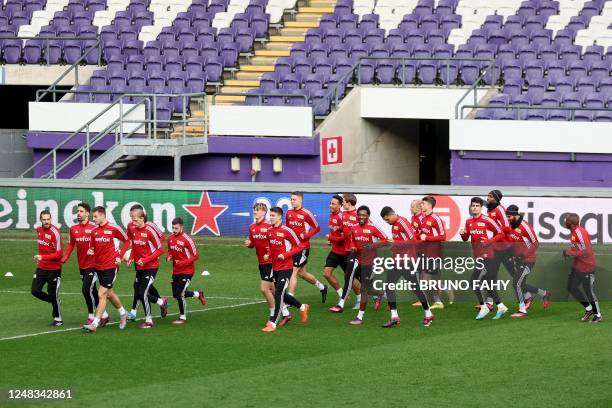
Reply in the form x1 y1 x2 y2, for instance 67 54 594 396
182 192 228 236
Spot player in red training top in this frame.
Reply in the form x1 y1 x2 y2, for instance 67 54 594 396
246 202 292 325
126 204 165 322
31 210 63 326
323 195 348 303
126 207 167 328
337 193 362 309
410 199 425 233
285 191 327 302
504 205 551 318
459 197 508 320
167 217 206 325
61 202 109 326
418 195 452 309
261 207 310 333
381 206 434 328
331 205 388 314
83 206 130 333
563 213 601 323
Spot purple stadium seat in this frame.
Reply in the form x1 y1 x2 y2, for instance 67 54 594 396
3 39 22 63
23 39 42 64
461 62 481 85
548 110 570 121
475 109 494 119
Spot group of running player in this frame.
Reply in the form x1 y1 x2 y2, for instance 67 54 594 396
245 189 602 332
30 188 602 332
32 203 205 332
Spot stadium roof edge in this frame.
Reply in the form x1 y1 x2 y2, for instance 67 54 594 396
3 179 612 198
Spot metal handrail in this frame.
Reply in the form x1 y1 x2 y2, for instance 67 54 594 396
35 37 102 101
19 95 146 178
324 56 496 118
48 100 148 179
211 91 309 104
460 103 612 120
454 59 499 119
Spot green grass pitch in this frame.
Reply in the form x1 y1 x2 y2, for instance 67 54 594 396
0 233 611 407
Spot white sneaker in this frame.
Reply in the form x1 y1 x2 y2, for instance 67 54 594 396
476 305 491 320
119 313 128 330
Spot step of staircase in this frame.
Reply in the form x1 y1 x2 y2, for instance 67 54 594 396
269 35 305 42
224 79 261 87
236 72 264 80
221 85 257 93
250 56 278 65
239 65 276 72
255 49 291 57
284 20 320 28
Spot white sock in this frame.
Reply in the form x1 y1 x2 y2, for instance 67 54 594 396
54 317 62 321
268 321 277 328
88 313 94 319
337 298 346 308
336 288 343 297
102 310 109 319
192 291 200 298
299 304 306 311
425 309 433 318
156 299 164 306
519 302 527 313
486 297 493 304
118 307 126 316
497 303 506 310
537 289 546 297
130 309 137 315
180 315 186 320
281 307 290 317
596 313 602 318
357 310 365 320
269 307 275 317
315 280 325 290
92 317 100 327
145 317 153 323
355 294 362 304
586 305 593 311
390 309 399 319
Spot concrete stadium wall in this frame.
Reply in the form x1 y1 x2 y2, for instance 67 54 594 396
3 65 97 86
0 129 32 177
319 88 420 185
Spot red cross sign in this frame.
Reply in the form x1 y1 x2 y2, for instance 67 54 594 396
321 136 342 165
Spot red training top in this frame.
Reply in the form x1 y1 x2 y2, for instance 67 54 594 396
460 214 504 259
62 221 96 269
37 224 63 270
130 224 164 270
285 206 320 249
89 222 129 270
265 223 304 271
565 226 597 273
167 231 199 275
327 210 346 255
248 218 272 265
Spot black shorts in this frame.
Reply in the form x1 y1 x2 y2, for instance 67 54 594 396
97 268 117 289
292 248 310 267
273 269 293 282
258 264 274 282
325 251 347 270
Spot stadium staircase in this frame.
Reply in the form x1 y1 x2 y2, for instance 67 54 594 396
172 0 335 138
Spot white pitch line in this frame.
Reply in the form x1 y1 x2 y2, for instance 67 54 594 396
0 290 259 301
0 299 266 342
